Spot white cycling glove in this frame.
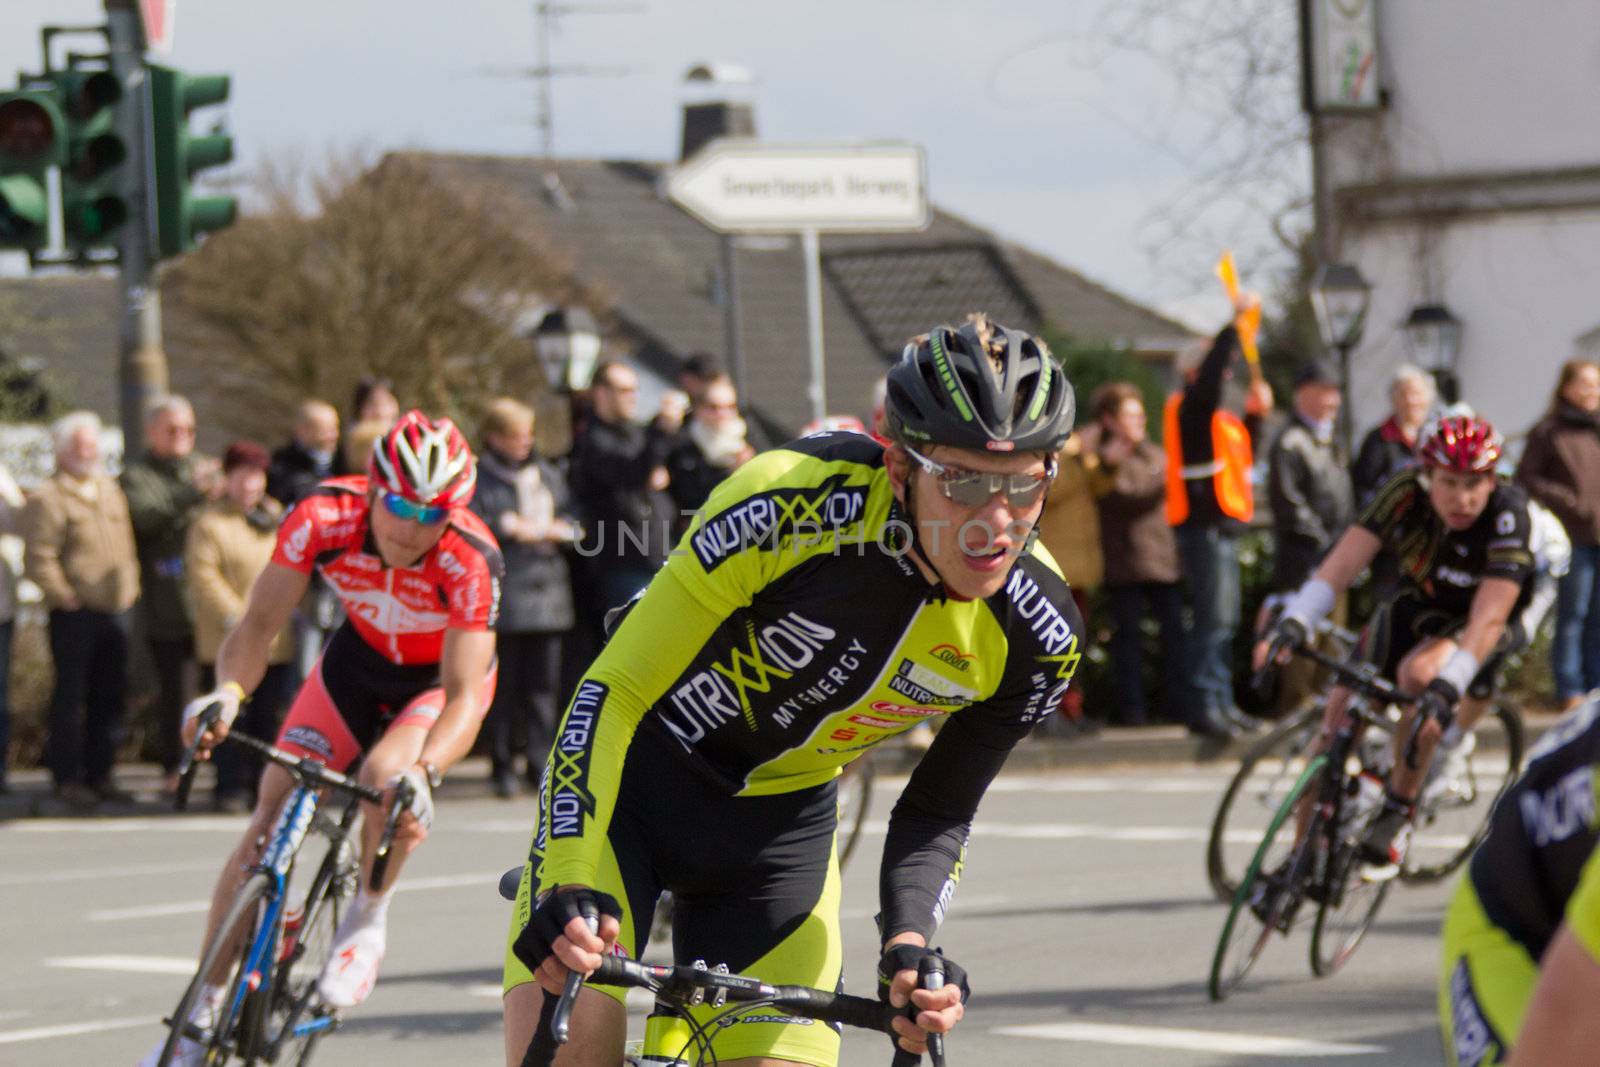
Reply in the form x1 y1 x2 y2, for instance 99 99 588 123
182 681 245 732
388 767 435 831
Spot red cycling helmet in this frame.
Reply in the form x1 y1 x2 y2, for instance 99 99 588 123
1416 413 1502 473
370 410 477 508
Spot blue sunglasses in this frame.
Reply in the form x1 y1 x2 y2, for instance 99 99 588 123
381 491 448 525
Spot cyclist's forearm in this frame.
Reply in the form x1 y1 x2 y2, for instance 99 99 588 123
879 802 970 945
416 699 482 773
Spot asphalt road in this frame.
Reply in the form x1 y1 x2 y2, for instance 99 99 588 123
0 764 1457 1066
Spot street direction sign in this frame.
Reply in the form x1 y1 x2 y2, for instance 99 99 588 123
666 140 927 233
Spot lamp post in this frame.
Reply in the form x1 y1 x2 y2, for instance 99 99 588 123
1402 303 1464 405
531 305 601 457
1309 263 1373 455
533 305 601 392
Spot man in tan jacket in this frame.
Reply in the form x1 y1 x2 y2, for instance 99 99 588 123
24 411 140 809
185 441 295 811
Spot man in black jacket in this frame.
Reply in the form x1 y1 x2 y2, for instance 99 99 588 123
266 400 345 506
569 361 684 629
1269 361 1354 591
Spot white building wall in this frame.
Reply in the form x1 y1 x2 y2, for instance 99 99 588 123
1326 1 1600 442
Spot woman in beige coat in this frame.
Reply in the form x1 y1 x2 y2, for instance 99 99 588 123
185 441 295 811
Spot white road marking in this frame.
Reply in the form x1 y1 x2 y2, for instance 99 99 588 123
45 954 198 975
860 821 1468 851
89 871 505 922
0 860 218 887
840 892 1012 921
994 1021 1383 1056
11 816 247 833
0 1014 152 1045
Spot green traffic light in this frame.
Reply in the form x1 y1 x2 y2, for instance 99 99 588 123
0 90 64 250
148 62 237 256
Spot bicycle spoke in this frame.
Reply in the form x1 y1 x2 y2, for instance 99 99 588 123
1311 841 1392 976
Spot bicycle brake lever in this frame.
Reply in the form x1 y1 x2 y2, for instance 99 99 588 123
551 901 599 1045
918 955 947 1067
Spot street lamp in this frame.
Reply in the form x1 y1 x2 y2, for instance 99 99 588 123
1309 263 1373 454
1402 303 1464 404
533 305 602 392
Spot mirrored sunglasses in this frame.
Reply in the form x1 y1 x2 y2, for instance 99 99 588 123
381 491 448 525
904 446 1054 509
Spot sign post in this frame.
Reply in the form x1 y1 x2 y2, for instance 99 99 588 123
666 140 927 421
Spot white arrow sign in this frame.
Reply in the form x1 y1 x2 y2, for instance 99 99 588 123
666 140 928 233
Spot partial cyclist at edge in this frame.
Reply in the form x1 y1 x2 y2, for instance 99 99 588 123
137 412 504 1067
1257 410 1541 875
502 315 1083 1067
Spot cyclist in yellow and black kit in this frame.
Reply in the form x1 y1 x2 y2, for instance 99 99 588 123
501 315 1082 1067
1438 695 1600 1066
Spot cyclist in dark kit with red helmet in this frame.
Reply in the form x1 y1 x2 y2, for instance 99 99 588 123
1258 411 1537 872
138 412 503 1067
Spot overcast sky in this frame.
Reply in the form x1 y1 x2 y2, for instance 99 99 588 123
4 0 1297 329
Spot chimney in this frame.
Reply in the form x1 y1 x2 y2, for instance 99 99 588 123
680 62 755 161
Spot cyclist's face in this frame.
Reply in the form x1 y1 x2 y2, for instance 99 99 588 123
1426 468 1496 530
892 443 1053 601
369 490 449 566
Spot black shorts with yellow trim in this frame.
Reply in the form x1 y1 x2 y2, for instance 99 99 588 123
1360 591 1527 700
504 726 845 1067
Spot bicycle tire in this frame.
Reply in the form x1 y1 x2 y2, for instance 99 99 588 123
156 872 275 1066
837 756 875 870
1208 755 1326 1002
1206 701 1323 902
265 843 353 1065
1309 838 1392 977
1400 702 1524 883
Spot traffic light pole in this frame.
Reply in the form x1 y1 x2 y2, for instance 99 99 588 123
105 0 164 461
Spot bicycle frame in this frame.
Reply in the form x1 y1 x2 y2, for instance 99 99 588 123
220 783 342 1049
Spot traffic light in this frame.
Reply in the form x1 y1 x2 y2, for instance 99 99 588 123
54 67 130 250
148 63 236 257
0 88 64 250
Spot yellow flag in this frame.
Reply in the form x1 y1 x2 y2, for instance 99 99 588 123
1216 250 1260 367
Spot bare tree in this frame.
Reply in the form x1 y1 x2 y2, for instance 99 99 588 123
1086 0 1310 292
165 152 593 440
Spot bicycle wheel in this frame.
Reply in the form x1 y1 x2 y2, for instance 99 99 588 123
265 839 356 1064
1208 756 1326 1002
1402 702 1524 883
1309 837 1392 977
1206 701 1323 902
836 755 875 870
157 873 275 1066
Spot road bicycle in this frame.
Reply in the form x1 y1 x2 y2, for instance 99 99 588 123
1209 644 1461 1001
151 709 412 1065
499 871 950 1067
1205 629 1523 901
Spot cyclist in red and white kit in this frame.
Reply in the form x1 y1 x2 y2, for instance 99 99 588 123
138 412 503 1067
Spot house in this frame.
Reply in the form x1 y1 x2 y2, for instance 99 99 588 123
1316 3 1600 442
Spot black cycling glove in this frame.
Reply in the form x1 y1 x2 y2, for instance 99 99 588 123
511 886 623 974
1417 677 1461 732
876 944 971 1006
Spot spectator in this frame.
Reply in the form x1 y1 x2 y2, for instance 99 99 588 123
121 394 221 794
1517 358 1600 711
24 412 140 809
676 352 725 408
1351 364 1435 508
1165 301 1274 740
1036 432 1103 731
469 399 580 798
666 375 755 532
185 441 296 811
344 417 390 472
352 375 400 427
1082 383 1183 727
1268 360 1353 592
267 399 345 507
569 361 683 619
0 461 22 793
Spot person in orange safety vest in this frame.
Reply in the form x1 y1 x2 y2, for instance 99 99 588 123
1166 296 1274 740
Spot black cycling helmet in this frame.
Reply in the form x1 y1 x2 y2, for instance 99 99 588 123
884 316 1075 454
